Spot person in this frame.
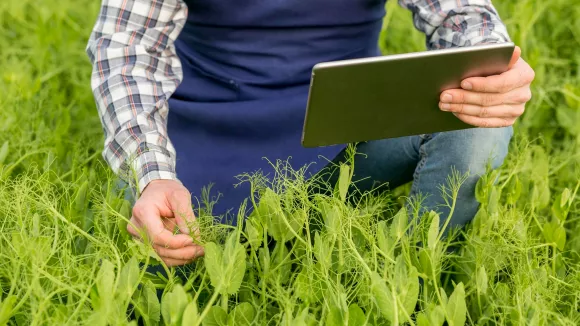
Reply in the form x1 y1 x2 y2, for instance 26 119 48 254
86 0 534 267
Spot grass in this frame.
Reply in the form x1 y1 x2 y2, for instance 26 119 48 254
0 0 579 325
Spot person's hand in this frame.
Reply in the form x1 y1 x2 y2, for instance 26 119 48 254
439 46 535 127
127 179 204 267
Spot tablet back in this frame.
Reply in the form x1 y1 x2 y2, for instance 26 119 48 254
301 43 515 147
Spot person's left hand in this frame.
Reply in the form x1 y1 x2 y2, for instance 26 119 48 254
439 46 535 127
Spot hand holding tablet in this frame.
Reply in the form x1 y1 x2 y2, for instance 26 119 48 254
302 42 534 148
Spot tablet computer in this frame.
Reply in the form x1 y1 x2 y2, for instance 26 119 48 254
301 42 515 147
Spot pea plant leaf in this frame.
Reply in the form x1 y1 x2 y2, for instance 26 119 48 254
94 259 115 311
181 301 199 326
369 271 395 324
227 302 255 326
258 188 287 242
446 282 467 326
0 295 17 325
552 188 572 223
222 232 247 295
427 211 440 250
116 256 139 303
161 284 188 326
135 281 161 326
348 304 366 325
204 242 224 291
245 216 263 251
543 221 567 251
202 306 228 326
476 266 488 294
390 207 408 241
336 164 351 202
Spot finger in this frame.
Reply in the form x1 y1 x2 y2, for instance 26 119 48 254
461 62 532 93
153 244 205 261
127 217 143 238
161 217 179 234
133 204 194 249
161 257 195 267
441 86 532 107
167 189 196 235
440 103 525 118
508 46 522 69
453 113 517 128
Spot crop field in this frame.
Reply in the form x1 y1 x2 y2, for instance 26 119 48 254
1 0 579 325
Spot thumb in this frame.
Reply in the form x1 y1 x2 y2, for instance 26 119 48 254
508 45 521 69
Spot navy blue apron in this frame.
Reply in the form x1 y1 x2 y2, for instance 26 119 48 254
167 0 386 221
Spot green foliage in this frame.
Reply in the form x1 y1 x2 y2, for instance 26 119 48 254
1 0 580 325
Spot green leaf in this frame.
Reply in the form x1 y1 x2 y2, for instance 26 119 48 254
272 242 292 285
347 304 366 326
427 211 440 250
472 207 488 231
337 164 351 202
135 281 161 326
427 305 445 326
369 271 395 324
561 188 571 207
117 199 132 240
75 180 89 212
161 285 189 326
204 242 224 290
401 266 420 322
246 216 264 251
282 209 307 241
506 175 522 205
202 306 228 326
0 295 17 325
390 207 408 241
0 141 8 164
416 313 429 326
487 186 500 215
532 182 551 210
418 248 433 277
182 301 199 326
96 259 115 306
222 232 247 295
376 220 390 255
446 283 467 326
476 266 488 294
259 188 287 242
227 302 255 326
475 174 488 204
313 232 332 272
552 188 571 223
320 201 341 235
117 257 139 303
543 221 566 251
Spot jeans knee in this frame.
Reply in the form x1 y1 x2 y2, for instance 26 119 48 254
428 126 513 178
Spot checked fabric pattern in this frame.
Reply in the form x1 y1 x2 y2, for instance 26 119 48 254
86 0 510 194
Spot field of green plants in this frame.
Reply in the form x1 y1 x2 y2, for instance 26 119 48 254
1 0 579 325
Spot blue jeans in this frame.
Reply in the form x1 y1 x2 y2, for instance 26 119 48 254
321 126 513 230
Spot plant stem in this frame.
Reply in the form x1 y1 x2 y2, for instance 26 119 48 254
194 287 222 326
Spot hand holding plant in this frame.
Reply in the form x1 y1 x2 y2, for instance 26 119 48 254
127 179 205 266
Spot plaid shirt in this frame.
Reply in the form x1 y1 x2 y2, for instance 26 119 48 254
86 0 510 194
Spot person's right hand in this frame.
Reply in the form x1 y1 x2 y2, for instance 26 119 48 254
127 179 205 267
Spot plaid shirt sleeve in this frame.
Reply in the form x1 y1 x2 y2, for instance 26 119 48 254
398 0 511 50
86 0 187 194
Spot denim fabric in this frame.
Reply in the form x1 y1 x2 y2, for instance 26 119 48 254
322 126 514 231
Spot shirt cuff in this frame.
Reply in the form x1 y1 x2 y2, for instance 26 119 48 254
127 148 180 195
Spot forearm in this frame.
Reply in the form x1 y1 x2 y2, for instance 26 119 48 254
398 0 510 50
86 0 188 193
